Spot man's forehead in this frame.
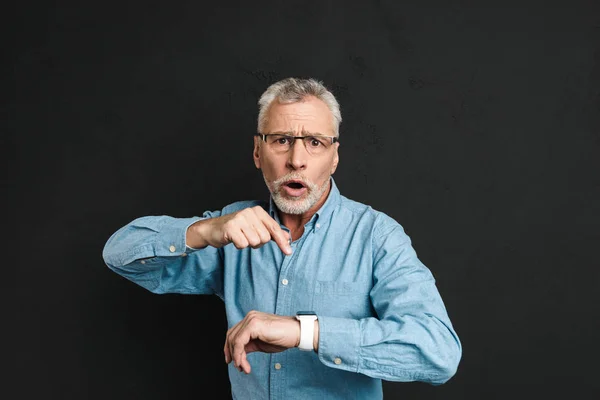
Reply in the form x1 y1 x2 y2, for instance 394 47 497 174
263 96 334 134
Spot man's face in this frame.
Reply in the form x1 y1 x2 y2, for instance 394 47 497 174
253 95 339 215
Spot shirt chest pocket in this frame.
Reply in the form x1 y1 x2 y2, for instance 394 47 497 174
313 281 374 319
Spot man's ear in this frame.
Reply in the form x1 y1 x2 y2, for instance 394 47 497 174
330 142 339 174
253 136 261 169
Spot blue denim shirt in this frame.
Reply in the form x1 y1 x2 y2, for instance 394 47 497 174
102 178 462 399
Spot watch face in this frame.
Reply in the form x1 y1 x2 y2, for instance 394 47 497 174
296 311 316 316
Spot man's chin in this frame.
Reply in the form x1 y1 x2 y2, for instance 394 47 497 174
276 197 307 207
279 193 308 201
273 195 311 215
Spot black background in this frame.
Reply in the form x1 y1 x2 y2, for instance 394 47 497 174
9 0 600 399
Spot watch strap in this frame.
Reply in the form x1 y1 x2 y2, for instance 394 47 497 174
296 313 317 351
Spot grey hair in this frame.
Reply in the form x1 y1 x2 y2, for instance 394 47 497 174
257 77 342 137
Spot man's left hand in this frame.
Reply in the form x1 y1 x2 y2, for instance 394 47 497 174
224 310 300 374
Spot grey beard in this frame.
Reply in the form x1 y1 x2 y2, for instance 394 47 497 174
264 174 329 215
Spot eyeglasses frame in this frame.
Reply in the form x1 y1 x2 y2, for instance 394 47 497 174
254 133 339 154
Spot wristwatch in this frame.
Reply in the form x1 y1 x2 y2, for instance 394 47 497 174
295 311 318 351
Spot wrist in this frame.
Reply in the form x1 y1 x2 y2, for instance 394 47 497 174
186 219 209 249
295 320 301 348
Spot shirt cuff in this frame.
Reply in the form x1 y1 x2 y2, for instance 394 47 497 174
154 217 203 257
317 316 361 373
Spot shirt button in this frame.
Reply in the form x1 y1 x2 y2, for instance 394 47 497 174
140 260 146 264
181 253 187 257
274 363 282 370
282 279 288 285
169 245 176 253
316 223 320 229
334 357 342 365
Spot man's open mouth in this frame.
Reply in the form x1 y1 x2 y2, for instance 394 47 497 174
284 180 306 189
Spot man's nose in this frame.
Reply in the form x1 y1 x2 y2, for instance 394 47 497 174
286 139 308 170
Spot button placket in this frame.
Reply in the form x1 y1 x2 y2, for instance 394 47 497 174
274 226 315 325
274 249 294 317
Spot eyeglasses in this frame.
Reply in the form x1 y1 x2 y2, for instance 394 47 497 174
255 133 339 156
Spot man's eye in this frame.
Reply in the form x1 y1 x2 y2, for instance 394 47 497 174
277 137 291 145
309 138 323 147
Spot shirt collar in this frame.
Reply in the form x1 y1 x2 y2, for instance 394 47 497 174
268 177 341 228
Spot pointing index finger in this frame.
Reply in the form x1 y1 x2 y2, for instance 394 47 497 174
261 214 292 255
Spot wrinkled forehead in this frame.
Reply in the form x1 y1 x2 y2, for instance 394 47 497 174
265 97 335 135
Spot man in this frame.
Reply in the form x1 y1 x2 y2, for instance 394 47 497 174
102 77 462 399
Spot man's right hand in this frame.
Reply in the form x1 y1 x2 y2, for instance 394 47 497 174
186 206 292 255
